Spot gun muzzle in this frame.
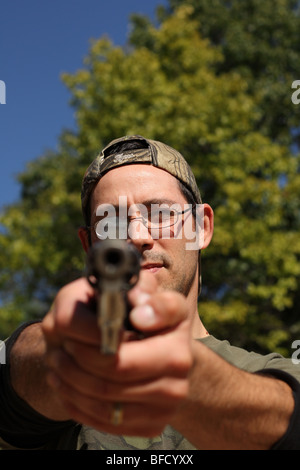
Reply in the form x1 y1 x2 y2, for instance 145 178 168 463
86 239 140 354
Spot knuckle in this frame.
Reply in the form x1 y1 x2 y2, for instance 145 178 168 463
158 379 189 403
158 291 186 319
171 380 190 401
169 347 193 377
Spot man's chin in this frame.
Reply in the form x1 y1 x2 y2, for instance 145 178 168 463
140 265 168 289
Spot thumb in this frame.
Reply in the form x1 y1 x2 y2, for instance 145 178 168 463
129 290 188 333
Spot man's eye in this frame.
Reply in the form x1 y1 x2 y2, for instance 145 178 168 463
150 209 176 225
150 209 175 222
95 217 127 231
94 216 129 240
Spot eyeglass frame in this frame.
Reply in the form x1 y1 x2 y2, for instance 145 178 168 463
86 203 196 239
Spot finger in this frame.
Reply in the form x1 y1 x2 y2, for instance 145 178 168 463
46 371 180 437
42 278 101 346
57 397 170 437
46 348 188 404
129 290 189 332
63 330 192 383
127 270 159 306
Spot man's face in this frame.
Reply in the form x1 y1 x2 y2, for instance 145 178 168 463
88 164 202 298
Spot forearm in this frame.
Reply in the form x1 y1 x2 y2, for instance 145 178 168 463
9 322 70 421
171 341 295 450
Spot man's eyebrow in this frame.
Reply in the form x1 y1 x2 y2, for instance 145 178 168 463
92 204 116 220
139 198 181 206
95 198 180 210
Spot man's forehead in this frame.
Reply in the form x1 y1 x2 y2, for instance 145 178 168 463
93 164 183 198
101 163 179 180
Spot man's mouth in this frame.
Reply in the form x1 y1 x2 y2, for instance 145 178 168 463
141 263 164 273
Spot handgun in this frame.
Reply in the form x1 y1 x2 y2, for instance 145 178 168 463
86 239 141 354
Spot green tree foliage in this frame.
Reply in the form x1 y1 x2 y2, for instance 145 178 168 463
131 0 300 149
1 6 300 356
128 1 300 352
0 137 86 338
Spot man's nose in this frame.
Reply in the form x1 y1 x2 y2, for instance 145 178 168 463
127 219 154 250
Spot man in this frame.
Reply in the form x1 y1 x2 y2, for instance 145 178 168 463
1 135 300 450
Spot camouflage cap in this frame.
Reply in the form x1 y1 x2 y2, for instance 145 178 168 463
81 135 201 223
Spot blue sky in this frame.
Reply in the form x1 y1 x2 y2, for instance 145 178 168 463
0 0 166 209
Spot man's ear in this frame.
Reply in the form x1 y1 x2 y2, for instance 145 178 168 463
78 226 91 253
201 203 214 250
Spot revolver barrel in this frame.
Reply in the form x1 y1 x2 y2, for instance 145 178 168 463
86 239 140 354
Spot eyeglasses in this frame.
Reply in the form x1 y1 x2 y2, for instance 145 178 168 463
88 204 195 240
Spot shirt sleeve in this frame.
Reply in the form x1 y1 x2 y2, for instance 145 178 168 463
0 321 76 449
256 368 300 450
